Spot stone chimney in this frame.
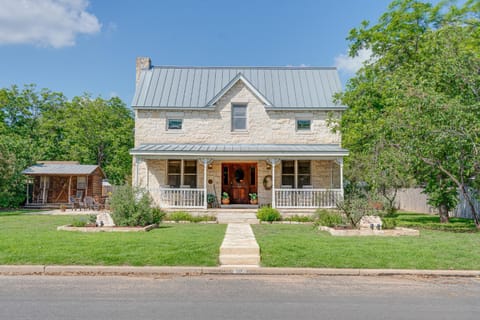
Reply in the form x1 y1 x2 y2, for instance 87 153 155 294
136 56 151 83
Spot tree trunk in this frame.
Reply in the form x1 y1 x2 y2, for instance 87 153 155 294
459 185 480 228
438 204 449 223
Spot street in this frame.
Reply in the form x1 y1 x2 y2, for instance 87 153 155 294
0 275 479 320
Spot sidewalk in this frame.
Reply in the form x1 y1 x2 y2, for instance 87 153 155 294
1 265 479 278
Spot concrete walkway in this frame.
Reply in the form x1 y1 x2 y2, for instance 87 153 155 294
219 223 260 267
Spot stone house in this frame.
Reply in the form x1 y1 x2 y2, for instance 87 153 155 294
130 57 348 211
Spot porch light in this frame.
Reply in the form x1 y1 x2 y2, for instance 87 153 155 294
208 163 213 169
266 163 272 170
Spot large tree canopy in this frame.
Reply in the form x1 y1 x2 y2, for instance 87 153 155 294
0 85 134 208
337 0 480 226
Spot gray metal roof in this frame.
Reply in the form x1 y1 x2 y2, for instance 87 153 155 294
22 163 100 175
131 143 348 159
132 66 346 109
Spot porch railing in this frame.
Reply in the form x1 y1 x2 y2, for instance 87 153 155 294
275 188 342 208
149 187 206 208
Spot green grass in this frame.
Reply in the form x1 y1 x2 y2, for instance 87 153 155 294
252 223 480 269
394 212 477 232
0 214 226 266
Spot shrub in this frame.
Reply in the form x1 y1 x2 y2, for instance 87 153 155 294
167 211 193 222
190 215 217 223
336 195 376 228
110 185 165 226
88 214 97 224
283 215 314 222
71 217 88 227
314 209 343 227
257 207 281 222
381 217 397 229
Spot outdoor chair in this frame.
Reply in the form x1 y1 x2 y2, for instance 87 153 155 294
69 196 85 211
84 196 99 210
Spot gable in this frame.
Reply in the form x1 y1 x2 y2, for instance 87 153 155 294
132 66 347 110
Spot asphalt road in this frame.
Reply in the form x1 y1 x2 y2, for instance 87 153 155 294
0 275 479 320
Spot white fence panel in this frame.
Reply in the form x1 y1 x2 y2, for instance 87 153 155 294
275 189 342 208
148 188 205 208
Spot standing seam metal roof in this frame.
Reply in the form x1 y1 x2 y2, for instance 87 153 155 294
132 66 346 109
22 164 100 175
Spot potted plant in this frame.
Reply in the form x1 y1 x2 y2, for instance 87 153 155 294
221 192 230 205
60 204 67 212
207 193 216 208
249 193 258 205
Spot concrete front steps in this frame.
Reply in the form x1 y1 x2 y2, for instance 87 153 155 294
219 223 260 267
216 210 259 224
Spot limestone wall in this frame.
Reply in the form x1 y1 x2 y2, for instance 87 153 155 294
135 81 341 147
135 159 341 207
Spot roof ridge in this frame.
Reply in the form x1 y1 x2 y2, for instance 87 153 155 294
149 65 337 70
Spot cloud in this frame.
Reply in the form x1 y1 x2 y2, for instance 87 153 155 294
334 48 372 75
0 0 101 48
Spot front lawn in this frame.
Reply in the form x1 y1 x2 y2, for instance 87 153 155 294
252 222 480 269
0 213 226 266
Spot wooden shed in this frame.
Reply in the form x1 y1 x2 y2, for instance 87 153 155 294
22 161 106 208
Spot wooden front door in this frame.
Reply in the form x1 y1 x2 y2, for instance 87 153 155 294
222 163 257 204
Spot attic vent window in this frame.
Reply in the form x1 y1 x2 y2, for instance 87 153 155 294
167 119 183 130
296 119 311 131
232 104 247 131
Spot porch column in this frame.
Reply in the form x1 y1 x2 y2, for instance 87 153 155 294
337 158 344 200
25 181 29 205
68 176 72 202
42 176 47 204
267 159 280 208
134 156 141 187
200 159 212 209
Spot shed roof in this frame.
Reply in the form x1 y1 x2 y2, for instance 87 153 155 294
130 143 348 159
22 163 101 176
132 66 346 110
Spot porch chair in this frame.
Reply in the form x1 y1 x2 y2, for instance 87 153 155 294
69 196 85 211
84 196 99 211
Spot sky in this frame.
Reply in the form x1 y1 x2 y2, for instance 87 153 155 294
0 0 397 105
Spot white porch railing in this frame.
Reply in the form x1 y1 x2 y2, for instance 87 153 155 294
149 188 206 208
275 189 342 208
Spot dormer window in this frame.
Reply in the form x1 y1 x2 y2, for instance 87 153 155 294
232 104 247 131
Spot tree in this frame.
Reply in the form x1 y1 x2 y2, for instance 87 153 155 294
0 85 134 207
337 0 480 226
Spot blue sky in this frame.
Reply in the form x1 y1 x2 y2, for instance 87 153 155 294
0 0 395 105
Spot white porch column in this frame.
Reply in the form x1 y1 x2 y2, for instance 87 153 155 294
267 159 280 208
134 156 141 187
200 158 212 209
337 158 344 200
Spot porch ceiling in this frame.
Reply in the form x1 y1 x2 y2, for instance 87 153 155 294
130 143 348 160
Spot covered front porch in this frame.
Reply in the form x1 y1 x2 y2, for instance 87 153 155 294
130 144 347 210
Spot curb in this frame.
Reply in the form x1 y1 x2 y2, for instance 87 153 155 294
1 265 479 278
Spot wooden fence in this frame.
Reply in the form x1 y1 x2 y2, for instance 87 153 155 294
395 188 480 219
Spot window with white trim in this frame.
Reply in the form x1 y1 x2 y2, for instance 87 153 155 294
281 160 311 188
232 104 247 131
167 160 197 188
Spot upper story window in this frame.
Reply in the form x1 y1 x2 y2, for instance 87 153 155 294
232 104 247 131
296 119 311 131
167 119 183 130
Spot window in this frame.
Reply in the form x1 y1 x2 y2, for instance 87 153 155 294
167 119 183 130
296 119 311 131
281 160 295 187
77 176 86 189
232 104 247 131
281 160 311 188
167 160 197 188
297 160 311 188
